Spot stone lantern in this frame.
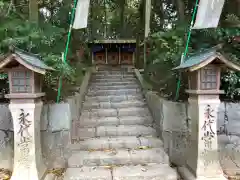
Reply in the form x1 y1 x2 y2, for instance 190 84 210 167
173 46 240 180
0 47 54 180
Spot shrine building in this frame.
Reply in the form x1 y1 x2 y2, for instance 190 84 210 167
89 39 136 66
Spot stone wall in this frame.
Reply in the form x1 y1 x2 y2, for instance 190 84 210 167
0 68 93 170
144 92 189 166
134 69 240 176
0 104 13 170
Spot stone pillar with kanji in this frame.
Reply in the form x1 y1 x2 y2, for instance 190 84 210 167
0 47 54 180
173 46 240 179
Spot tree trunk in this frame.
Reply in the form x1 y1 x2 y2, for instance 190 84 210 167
120 0 126 38
104 0 107 38
29 0 38 22
89 0 94 40
176 0 185 22
135 0 145 68
237 0 240 17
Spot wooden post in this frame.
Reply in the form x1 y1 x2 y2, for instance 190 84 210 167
144 40 146 69
91 51 94 65
29 0 38 22
105 48 108 64
133 52 135 66
118 46 121 65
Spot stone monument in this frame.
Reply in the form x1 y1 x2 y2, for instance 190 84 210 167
173 46 240 180
0 47 54 180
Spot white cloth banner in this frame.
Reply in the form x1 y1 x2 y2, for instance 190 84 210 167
73 0 90 29
192 0 225 29
145 0 151 37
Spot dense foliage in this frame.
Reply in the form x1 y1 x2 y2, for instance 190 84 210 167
0 0 239 101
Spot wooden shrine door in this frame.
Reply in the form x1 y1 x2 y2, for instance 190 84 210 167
107 52 119 65
95 53 106 65
121 53 133 65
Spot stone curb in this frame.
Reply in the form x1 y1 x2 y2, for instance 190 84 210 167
78 67 94 110
133 68 152 95
70 67 93 141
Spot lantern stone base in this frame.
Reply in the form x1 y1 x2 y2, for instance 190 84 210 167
9 101 47 180
182 95 226 180
178 166 227 180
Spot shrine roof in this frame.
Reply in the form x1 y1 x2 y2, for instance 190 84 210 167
0 47 54 74
90 39 136 44
173 46 240 72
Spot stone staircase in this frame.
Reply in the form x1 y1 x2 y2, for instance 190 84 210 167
64 67 178 180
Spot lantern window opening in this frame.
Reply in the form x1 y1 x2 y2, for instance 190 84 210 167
11 70 32 93
200 66 217 90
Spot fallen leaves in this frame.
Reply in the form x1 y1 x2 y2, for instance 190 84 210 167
103 165 112 170
227 175 240 180
87 146 152 153
103 149 114 152
136 146 150 150
108 149 118 156
1 174 10 180
141 167 147 172
88 149 96 152
88 148 115 152
103 165 123 170
0 169 11 180
47 168 65 177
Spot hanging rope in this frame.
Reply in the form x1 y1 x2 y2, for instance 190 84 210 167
56 0 78 103
174 0 199 101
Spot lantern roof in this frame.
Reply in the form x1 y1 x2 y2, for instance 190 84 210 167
173 46 240 72
0 47 54 74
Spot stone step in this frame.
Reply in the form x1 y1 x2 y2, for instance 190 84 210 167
92 76 135 81
96 67 133 70
91 77 136 83
96 69 133 72
64 164 177 180
72 125 157 140
91 81 137 86
89 84 140 91
96 67 134 72
70 136 163 151
92 76 136 81
85 94 143 103
78 115 153 127
95 69 133 72
68 148 169 167
94 75 134 78
85 94 144 102
94 73 134 78
80 107 151 118
87 89 140 96
95 71 132 75
83 100 146 110
63 167 111 180
112 164 177 180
